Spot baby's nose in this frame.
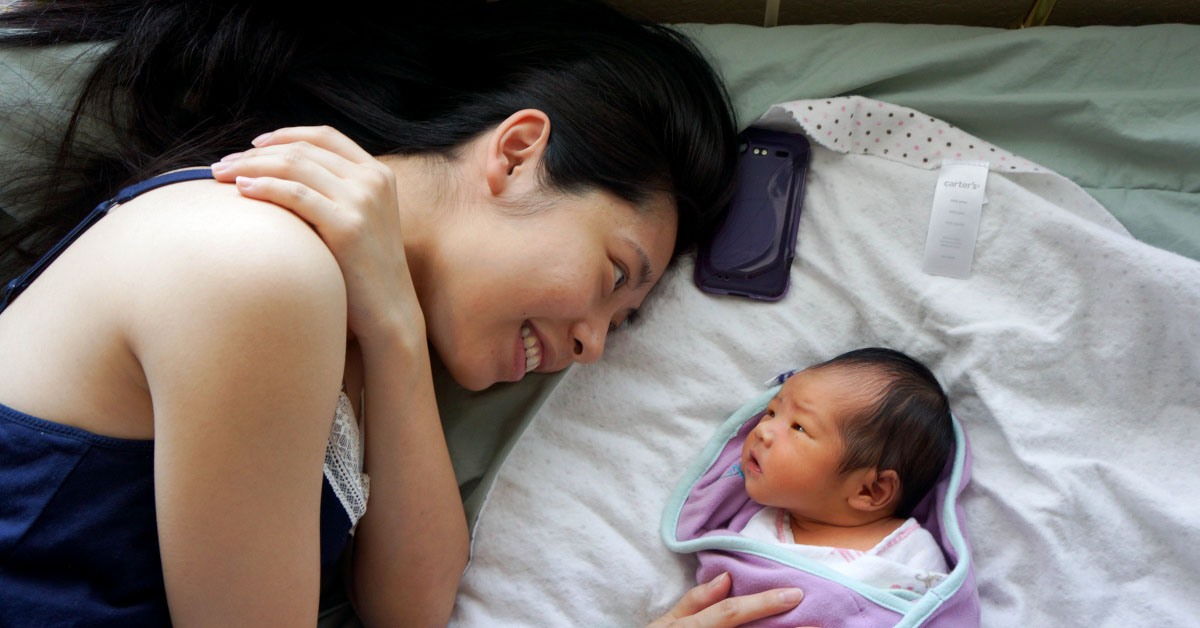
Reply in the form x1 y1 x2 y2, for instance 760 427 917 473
757 423 775 446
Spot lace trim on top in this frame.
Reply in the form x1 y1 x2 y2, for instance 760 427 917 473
324 392 370 531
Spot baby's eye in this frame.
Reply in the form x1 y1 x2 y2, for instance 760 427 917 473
767 409 776 418
613 263 628 290
791 423 805 432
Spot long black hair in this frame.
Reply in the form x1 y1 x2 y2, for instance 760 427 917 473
0 0 738 277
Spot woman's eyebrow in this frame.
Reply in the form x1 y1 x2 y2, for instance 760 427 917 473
622 237 655 289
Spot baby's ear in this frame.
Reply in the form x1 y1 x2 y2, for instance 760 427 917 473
847 469 900 514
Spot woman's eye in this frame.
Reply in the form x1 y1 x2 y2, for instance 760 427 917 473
613 263 628 290
608 311 638 333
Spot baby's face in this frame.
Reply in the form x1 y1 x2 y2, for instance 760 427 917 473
741 367 863 517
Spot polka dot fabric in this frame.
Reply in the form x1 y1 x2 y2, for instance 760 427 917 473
769 96 1045 174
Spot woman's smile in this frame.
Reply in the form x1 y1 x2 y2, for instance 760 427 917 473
514 322 546 380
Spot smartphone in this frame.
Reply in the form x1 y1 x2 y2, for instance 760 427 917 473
695 127 810 301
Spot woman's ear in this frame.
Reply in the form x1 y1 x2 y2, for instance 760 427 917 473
484 109 551 197
847 468 900 514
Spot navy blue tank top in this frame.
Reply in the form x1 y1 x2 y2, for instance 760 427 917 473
0 170 353 626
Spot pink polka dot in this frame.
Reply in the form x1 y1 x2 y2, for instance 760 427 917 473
856 121 861 126
956 153 962 158
875 138 880 143
938 129 944 134
841 106 846 111
898 121 904 126
1001 156 1006 160
878 102 883 108
914 145 920 150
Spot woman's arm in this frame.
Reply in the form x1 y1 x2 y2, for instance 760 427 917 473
349 323 470 626
114 182 349 624
213 127 470 625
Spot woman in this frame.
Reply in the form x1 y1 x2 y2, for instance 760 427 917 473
0 1 806 625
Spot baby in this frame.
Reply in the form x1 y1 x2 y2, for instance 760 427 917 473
736 347 954 592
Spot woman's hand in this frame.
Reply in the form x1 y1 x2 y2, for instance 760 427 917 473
648 572 813 628
210 126 424 349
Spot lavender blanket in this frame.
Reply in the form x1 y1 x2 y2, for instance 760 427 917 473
662 387 980 627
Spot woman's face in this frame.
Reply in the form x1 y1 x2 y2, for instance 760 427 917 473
421 188 677 391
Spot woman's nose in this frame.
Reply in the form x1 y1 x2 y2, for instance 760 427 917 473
569 318 606 364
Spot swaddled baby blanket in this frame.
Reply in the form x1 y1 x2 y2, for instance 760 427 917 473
662 387 979 627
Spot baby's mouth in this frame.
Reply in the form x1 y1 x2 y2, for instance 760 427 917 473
521 323 542 372
745 451 762 475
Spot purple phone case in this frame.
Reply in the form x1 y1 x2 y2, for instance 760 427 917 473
695 128 810 301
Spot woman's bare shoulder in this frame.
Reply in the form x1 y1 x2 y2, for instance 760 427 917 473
107 178 337 274
95 178 348 345
0 178 347 437
5 177 345 329
88 179 339 299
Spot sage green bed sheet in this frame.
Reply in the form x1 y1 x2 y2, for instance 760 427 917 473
449 23 1200 530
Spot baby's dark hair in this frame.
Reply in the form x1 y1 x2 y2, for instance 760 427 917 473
812 347 954 517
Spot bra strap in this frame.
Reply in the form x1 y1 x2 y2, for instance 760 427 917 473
2 169 215 312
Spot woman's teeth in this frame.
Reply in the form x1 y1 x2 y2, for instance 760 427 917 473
522 324 542 372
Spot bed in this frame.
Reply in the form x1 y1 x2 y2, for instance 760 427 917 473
443 22 1200 628
4 14 1199 628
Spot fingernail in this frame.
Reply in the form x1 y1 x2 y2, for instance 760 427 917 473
251 132 271 146
220 152 243 163
707 572 729 590
778 589 804 605
210 162 228 173
235 176 255 188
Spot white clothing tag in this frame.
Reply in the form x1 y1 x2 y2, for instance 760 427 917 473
923 160 988 279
